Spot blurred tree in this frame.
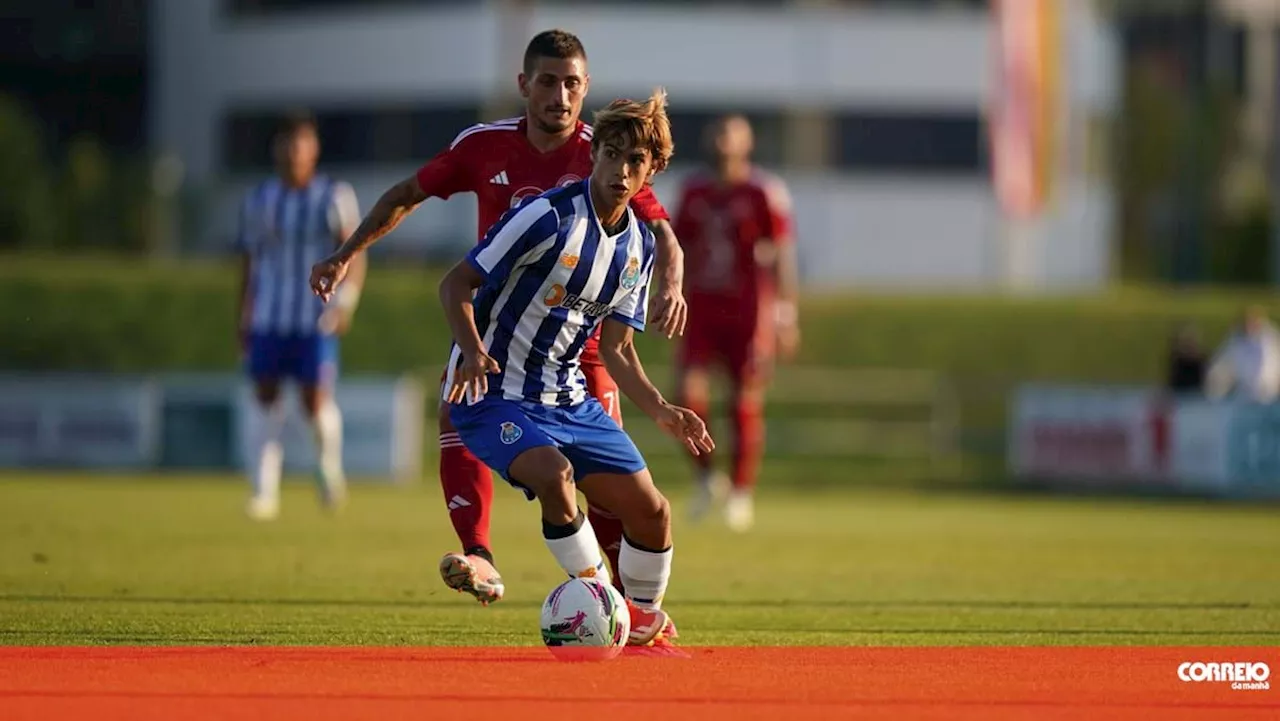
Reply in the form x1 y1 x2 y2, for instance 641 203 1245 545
0 94 57 249
52 135 156 254
61 135 110 251
1111 1 1260 285
1116 51 1190 281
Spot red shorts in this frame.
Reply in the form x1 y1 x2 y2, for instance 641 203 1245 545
579 348 623 426
678 306 773 384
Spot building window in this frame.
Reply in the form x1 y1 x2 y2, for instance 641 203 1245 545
226 0 464 15
834 111 985 174
223 104 482 172
633 107 785 168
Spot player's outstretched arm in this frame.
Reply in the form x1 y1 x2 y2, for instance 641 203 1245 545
760 177 800 359
597 319 714 455
310 175 429 301
772 240 801 360
320 184 368 335
438 260 499 403
647 219 687 339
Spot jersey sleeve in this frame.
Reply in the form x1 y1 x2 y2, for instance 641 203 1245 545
759 174 793 243
326 181 361 242
608 232 657 332
414 128 481 200
466 197 559 285
628 184 670 223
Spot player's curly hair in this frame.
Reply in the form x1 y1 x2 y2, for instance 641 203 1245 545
590 89 674 176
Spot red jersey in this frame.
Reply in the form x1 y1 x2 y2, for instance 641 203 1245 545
415 117 669 242
673 167 793 311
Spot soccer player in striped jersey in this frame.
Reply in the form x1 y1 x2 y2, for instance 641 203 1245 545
436 90 710 651
308 29 687 605
237 112 366 521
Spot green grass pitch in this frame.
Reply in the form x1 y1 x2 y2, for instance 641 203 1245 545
2 466 1278 647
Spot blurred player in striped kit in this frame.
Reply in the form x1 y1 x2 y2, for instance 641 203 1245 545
237 112 366 521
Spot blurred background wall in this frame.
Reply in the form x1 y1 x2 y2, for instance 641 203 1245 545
149 0 1116 289
6 0 1280 491
9 0 1280 288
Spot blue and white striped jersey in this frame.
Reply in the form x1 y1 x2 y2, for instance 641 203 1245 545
446 179 656 407
237 176 360 336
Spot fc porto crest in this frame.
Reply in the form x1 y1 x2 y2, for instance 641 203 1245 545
499 421 523 445
620 257 642 290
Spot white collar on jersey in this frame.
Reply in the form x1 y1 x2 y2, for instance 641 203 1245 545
582 178 636 241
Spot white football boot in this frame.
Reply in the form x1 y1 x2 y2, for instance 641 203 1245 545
689 469 730 522
724 489 755 532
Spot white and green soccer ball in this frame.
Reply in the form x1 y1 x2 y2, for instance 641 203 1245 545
539 576 630 661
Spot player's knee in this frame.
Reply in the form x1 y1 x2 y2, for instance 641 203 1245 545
546 458 575 492
254 381 280 407
631 488 670 532
512 449 575 500
299 387 325 418
651 493 671 530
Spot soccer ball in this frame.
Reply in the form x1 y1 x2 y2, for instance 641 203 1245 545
539 576 630 661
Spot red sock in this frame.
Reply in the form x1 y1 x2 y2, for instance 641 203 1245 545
588 504 626 594
731 399 764 491
684 396 714 471
438 432 494 556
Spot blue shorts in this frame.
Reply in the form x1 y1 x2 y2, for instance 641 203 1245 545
246 332 338 387
449 396 647 499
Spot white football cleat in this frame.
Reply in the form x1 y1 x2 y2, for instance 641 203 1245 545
725 489 754 532
315 468 347 513
439 552 505 605
245 495 280 522
689 470 729 521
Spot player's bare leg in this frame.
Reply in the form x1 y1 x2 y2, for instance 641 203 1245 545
507 446 611 582
677 363 728 520
582 364 627 591
247 379 285 521
586 503 625 594
300 383 346 512
437 408 504 604
579 469 685 655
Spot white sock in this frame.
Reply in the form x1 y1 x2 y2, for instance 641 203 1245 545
544 512 610 584
252 403 285 501
620 537 672 609
311 399 344 487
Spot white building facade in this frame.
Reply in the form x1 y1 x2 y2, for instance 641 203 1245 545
152 0 1119 290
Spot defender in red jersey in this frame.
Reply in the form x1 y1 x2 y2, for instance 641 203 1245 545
309 30 687 605
672 115 800 532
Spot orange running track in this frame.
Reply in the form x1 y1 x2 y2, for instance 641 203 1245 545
1 646 1276 721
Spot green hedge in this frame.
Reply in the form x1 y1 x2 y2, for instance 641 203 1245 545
4 256 1277 447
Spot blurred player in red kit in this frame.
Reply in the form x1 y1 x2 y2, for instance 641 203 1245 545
309 30 687 604
672 115 799 532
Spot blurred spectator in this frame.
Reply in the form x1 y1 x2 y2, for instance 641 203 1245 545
1206 306 1280 402
1166 322 1206 393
